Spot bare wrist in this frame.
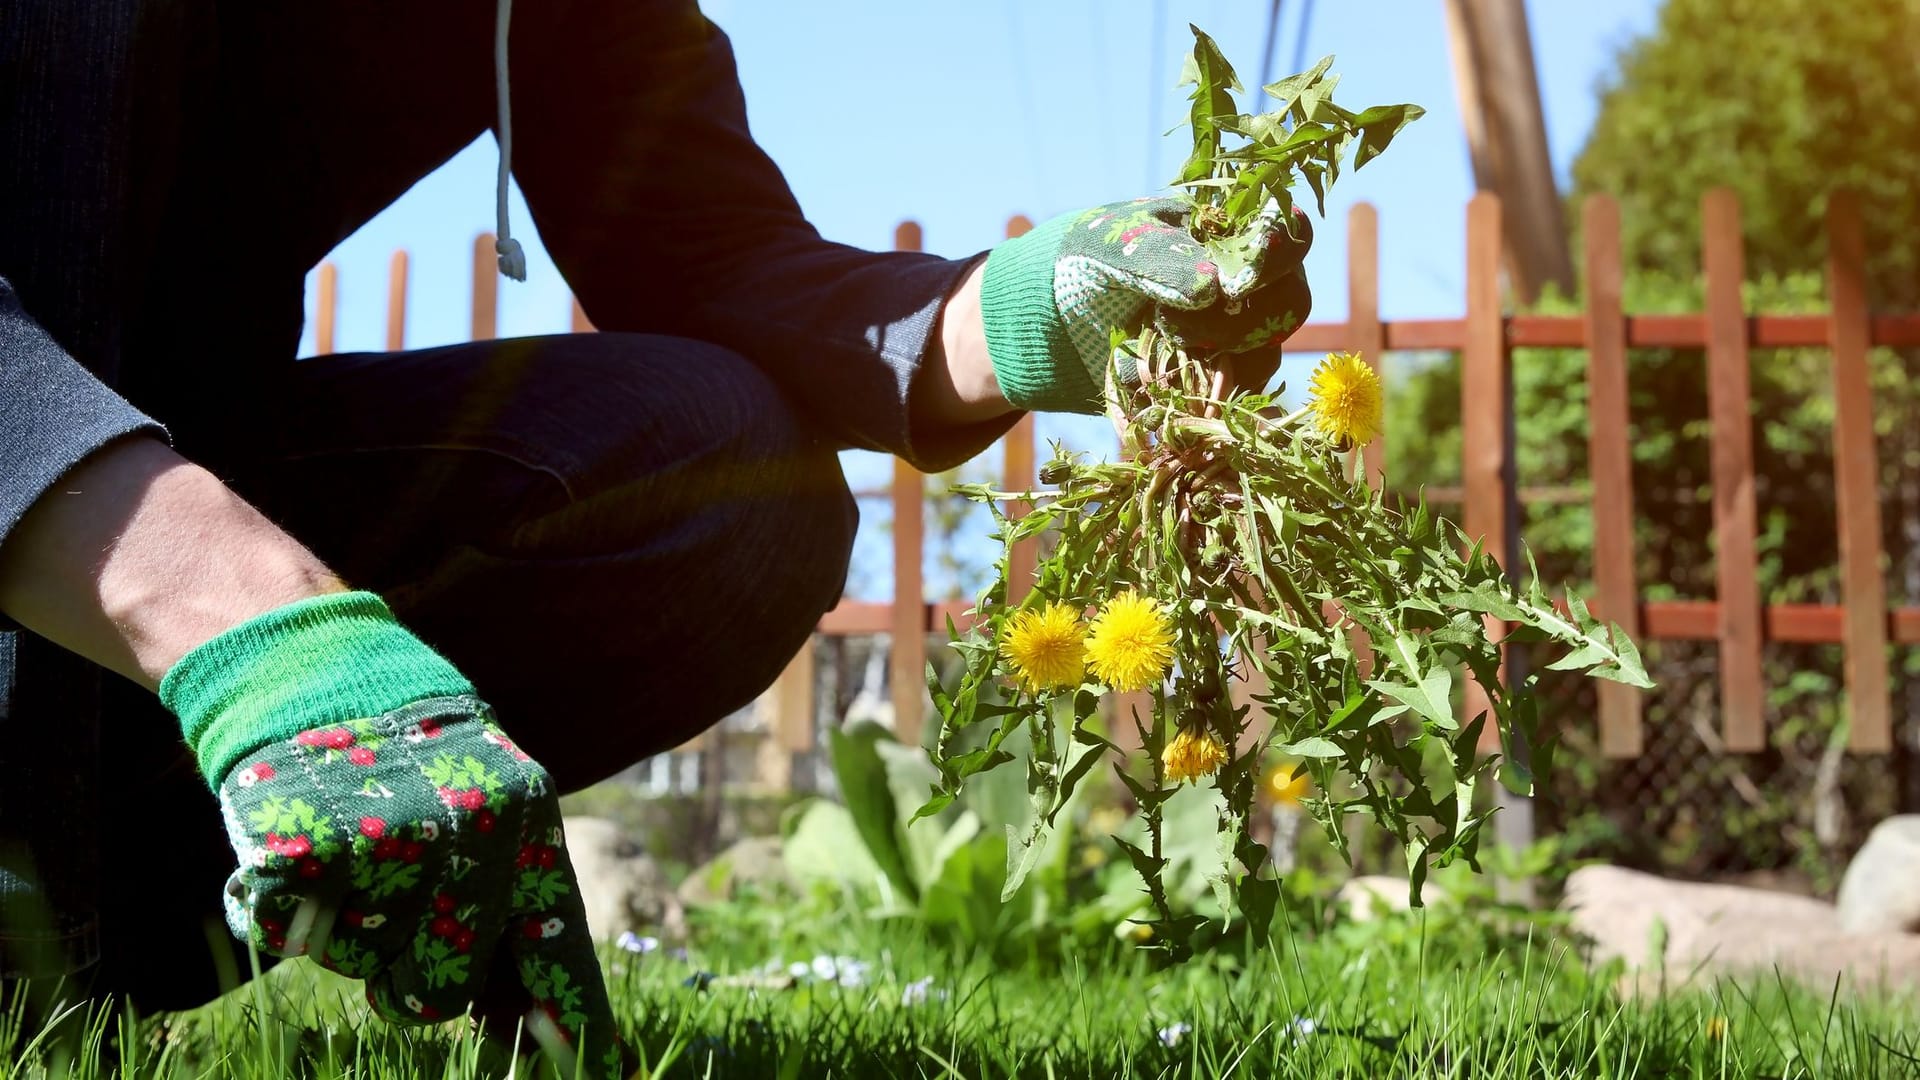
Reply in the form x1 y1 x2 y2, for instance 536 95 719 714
916 259 1016 431
0 437 346 690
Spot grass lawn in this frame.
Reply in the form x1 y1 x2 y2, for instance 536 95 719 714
5 897 1917 1078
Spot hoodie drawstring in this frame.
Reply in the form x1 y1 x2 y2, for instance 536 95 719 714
493 0 527 282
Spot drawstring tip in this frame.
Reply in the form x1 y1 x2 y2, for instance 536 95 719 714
495 237 527 283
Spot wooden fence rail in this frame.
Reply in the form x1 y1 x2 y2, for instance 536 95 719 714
308 188 1916 785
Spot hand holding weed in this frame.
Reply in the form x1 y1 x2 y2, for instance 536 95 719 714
981 195 1313 413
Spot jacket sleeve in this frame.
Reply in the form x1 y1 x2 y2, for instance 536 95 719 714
0 279 164 548
512 0 1016 471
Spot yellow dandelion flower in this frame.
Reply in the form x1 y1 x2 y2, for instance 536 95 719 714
1163 727 1229 784
999 602 1087 692
1307 351 1384 447
1085 590 1175 691
1262 760 1312 805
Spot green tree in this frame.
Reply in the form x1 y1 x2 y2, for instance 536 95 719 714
1573 0 1920 306
1386 0 1920 887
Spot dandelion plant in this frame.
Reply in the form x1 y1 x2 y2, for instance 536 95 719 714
920 28 1651 956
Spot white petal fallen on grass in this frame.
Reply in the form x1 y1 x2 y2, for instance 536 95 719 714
808 954 870 988
900 976 948 1006
615 931 660 955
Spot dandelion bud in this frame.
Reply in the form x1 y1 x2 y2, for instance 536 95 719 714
1200 543 1229 571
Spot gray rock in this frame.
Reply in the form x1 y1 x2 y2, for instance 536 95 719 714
1337 875 1449 921
561 816 686 942
678 835 794 907
1836 816 1920 934
1564 864 1920 993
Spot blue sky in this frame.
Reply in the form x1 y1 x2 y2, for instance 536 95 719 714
299 0 1662 597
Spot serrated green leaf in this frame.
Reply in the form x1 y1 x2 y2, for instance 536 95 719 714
1262 55 1335 115
1370 666 1455 730
1277 736 1343 758
1353 103 1426 170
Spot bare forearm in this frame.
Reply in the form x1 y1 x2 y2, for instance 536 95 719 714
917 260 1017 430
0 437 346 691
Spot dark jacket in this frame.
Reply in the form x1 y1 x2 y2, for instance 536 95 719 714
0 0 1001 974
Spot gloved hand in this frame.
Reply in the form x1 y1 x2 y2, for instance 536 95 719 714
159 592 625 1079
979 195 1313 414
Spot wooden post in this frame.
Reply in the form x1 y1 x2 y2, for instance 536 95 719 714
386 250 409 352
1003 415 1037 604
774 636 818 753
1004 215 1039 606
1461 193 1532 901
755 635 817 792
1460 193 1511 752
1701 189 1767 752
1825 191 1893 752
1442 0 1574 303
1582 195 1645 758
315 263 338 356
1348 203 1387 490
471 233 498 342
1341 203 1385 680
1109 691 1152 754
891 221 929 746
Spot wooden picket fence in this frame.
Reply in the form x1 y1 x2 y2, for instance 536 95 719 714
310 188 1920 792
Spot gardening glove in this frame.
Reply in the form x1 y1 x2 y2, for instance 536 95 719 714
159 592 626 1079
979 195 1313 413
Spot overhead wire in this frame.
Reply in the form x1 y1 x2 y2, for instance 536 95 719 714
1089 0 1118 189
1259 0 1286 92
1005 2 1052 210
1145 0 1167 190
1290 0 1318 78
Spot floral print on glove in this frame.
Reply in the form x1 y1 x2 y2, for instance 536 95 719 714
217 696 625 1079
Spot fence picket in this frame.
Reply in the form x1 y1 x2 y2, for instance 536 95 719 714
1702 189 1767 752
1461 193 1510 750
891 221 929 746
386 250 409 352
471 233 498 342
1825 192 1893 752
1348 203 1387 489
775 636 817 753
315 263 338 356
1582 195 1645 758
1004 215 1039 606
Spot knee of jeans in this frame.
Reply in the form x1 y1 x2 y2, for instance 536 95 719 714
706 385 859 637
506 334 858 565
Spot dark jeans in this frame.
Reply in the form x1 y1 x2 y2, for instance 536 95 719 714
88 332 857 1011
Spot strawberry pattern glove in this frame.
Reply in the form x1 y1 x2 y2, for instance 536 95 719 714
160 593 624 1078
979 195 1313 414
217 702 622 1075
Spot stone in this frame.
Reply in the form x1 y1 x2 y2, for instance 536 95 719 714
1563 864 1920 993
1337 874 1449 921
677 835 794 907
561 816 686 942
1836 815 1920 934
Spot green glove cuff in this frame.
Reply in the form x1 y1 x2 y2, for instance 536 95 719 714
159 591 475 786
980 213 1101 413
